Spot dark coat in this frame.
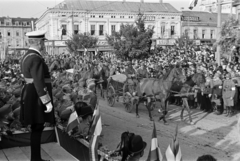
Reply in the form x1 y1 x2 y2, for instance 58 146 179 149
20 49 55 125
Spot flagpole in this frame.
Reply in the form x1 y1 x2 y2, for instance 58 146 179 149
216 0 222 66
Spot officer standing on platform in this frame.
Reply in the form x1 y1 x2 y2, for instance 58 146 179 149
222 73 236 117
20 30 54 161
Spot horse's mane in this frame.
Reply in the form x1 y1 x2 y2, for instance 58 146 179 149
191 73 206 86
162 66 174 80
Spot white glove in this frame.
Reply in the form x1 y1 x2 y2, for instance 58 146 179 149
45 102 53 113
208 94 212 98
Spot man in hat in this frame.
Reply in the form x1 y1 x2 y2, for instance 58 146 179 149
127 135 147 161
20 30 54 161
222 73 236 117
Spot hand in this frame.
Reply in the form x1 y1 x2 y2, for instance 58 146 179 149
208 94 212 98
45 102 53 113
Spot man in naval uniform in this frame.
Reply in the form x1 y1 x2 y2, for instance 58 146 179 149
20 30 54 161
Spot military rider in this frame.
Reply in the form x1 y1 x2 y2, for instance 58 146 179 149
136 62 149 79
125 61 138 93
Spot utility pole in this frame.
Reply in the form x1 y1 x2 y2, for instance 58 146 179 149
216 0 222 66
72 8 74 35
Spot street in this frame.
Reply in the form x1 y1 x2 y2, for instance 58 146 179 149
98 98 240 161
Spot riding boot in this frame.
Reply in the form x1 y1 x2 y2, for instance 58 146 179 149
228 106 233 117
225 107 229 117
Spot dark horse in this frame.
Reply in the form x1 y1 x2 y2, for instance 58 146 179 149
170 73 206 124
135 67 186 123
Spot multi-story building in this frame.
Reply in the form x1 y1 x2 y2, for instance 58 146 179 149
233 0 240 20
36 0 182 54
200 0 236 14
0 17 37 48
181 11 230 45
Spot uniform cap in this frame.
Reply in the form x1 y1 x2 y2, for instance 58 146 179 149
26 30 47 40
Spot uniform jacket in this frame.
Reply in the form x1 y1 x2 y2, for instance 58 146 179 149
20 48 55 125
222 79 236 100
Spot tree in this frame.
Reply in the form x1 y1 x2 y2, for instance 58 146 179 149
218 16 239 56
65 33 98 54
106 13 154 60
175 30 194 49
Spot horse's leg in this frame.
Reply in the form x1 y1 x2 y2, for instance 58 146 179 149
181 98 186 121
158 98 168 124
183 98 193 124
136 101 140 118
146 101 153 121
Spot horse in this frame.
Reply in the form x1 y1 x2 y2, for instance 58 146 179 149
135 67 186 123
170 73 206 124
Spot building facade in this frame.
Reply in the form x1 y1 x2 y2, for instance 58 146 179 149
36 0 182 54
200 0 236 14
181 11 230 45
0 17 36 48
233 0 240 20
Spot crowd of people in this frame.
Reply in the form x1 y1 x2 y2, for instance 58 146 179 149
1 41 239 161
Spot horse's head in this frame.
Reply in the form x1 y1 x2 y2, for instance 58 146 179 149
191 73 206 86
171 67 186 83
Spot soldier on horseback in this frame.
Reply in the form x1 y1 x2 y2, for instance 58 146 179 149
136 62 149 79
125 61 138 94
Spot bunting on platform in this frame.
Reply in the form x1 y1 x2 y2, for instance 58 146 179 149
89 103 102 161
147 121 163 161
189 0 198 10
66 111 79 133
165 124 182 161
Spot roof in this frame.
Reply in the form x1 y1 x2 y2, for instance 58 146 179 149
233 0 240 7
53 0 180 13
182 11 232 24
0 17 37 23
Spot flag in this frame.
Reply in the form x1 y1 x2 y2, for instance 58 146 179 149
147 121 163 161
84 48 88 55
189 0 198 10
66 111 79 133
165 125 182 161
95 48 99 56
89 104 102 161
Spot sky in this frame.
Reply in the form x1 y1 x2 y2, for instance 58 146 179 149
0 0 200 19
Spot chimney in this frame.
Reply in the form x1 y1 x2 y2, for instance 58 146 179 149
141 0 144 3
159 0 163 3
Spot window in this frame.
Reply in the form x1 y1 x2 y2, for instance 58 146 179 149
15 21 19 26
120 16 124 18
23 22 27 26
129 16 133 18
90 15 95 18
74 25 79 34
62 24 67 35
111 16 116 18
91 25 95 35
170 26 175 36
16 31 19 36
99 25 104 35
185 29 189 36
7 31 11 36
7 39 11 46
161 25 165 36
210 30 214 39
6 22 10 26
111 25 116 35
27 22 30 26
16 40 20 46
1 21 4 25
193 29 198 39
202 30 205 39
99 15 103 18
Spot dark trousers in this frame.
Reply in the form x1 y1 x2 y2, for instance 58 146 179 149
31 123 44 161
201 94 212 111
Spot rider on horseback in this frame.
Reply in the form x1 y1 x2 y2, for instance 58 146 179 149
136 62 149 79
125 61 138 94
